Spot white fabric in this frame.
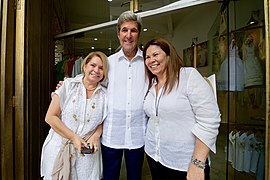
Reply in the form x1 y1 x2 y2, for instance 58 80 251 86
40 74 107 180
101 48 148 149
72 57 83 77
250 137 262 173
144 67 221 171
243 133 255 172
256 146 265 180
206 74 217 99
228 131 236 164
243 42 263 87
235 132 247 171
218 40 244 91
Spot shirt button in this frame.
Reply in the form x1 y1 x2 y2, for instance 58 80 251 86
128 77 131 79
129 65 131 67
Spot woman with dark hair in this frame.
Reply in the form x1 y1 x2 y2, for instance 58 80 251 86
143 38 221 180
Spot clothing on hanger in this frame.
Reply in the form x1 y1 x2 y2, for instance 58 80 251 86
218 39 244 91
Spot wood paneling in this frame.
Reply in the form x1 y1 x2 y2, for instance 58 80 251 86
0 0 15 179
25 0 54 179
1 0 53 179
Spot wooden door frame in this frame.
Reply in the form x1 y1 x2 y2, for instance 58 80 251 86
1 0 16 179
264 1 270 179
1 0 54 179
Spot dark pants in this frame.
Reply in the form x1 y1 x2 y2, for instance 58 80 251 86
146 154 210 180
101 144 145 180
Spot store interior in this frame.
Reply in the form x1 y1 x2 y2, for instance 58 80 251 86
53 0 266 179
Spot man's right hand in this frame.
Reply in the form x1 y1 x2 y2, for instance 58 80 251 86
55 81 63 90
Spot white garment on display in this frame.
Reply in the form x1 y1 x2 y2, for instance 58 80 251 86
243 36 263 87
256 146 265 180
232 132 240 168
72 56 83 77
243 133 255 173
218 40 244 91
235 132 247 171
228 131 236 164
249 137 262 173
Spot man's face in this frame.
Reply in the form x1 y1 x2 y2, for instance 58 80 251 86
118 21 139 54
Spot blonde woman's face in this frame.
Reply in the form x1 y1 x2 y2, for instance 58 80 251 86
83 56 104 83
145 45 168 78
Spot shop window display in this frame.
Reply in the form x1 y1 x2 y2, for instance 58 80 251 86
209 0 265 179
51 0 267 179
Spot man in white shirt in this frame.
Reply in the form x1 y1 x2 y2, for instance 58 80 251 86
101 11 148 180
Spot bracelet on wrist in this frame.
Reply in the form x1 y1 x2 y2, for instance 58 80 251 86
190 157 206 169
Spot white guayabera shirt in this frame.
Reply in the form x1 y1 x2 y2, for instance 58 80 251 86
101 48 149 149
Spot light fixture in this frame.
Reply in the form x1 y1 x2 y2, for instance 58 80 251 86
91 46 95 50
108 0 112 2
247 10 259 25
143 28 148 32
94 37 98 41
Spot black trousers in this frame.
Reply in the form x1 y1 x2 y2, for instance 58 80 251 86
146 154 210 180
101 144 145 180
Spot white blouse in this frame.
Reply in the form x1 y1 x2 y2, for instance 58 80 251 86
40 74 107 180
143 67 221 171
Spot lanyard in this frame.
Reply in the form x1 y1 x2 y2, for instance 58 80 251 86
155 87 164 116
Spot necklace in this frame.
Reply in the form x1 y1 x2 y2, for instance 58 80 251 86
83 78 98 91
86 86 97 91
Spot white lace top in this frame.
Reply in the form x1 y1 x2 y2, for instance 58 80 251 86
40 74 107 180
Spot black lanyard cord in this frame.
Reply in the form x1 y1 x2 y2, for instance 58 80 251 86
155 87 164 116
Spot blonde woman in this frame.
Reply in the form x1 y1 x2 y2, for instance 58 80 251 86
41 51 108 180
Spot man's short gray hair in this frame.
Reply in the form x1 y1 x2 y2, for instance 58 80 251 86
117 11 142 34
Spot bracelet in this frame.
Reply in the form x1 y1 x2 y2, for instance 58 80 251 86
190 157 206 169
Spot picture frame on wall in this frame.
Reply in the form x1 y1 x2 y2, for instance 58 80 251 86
183 41 208 67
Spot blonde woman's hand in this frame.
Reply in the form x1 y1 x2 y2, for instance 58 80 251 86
86 134 100 154
186 163 204 180
70 134 88 155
